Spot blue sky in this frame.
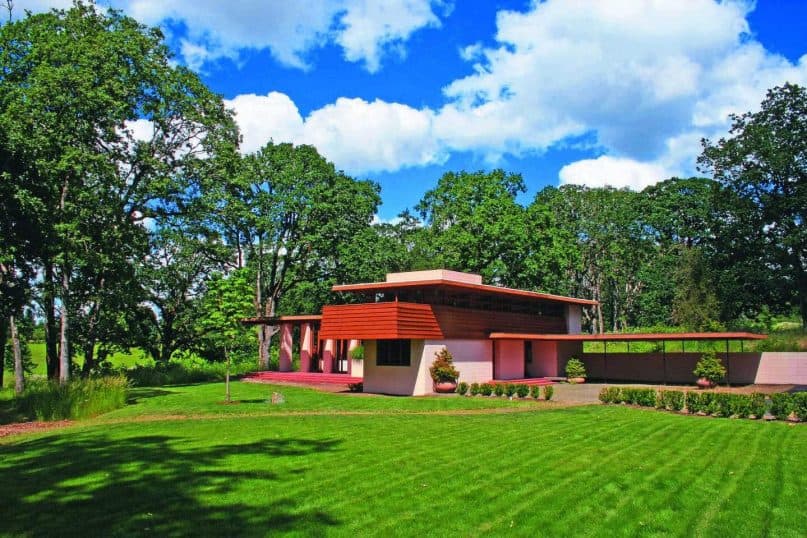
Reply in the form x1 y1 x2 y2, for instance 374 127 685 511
28 1 807 219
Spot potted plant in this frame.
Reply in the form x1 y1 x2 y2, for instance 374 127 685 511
565 358 587 384
349 344 364 361
693 351 726 388
429 348 459 393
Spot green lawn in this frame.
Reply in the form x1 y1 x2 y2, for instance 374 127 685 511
1 382 805 537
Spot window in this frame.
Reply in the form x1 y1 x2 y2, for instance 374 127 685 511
377 339 411 366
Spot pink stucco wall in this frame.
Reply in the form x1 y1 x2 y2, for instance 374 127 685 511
754 353 807 384
300 323 313 373
425 340 493 385
495 340 525 380
321 339 335 374
278 323 293 372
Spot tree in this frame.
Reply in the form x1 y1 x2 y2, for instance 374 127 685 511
0 2 237 380
206 142 380 368
199 270 253 403
699 83 807 327
415 170 529 285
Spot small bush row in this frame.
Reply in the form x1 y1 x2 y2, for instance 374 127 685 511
124 360 254 387
599 386 807 421
457 382 553 401
15 376 130 421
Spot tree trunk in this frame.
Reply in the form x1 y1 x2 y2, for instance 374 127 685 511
59 267 70 384
44 262 59 379
0 317 7 388
82 341 96 376
10 315 23 395
224 345 231 404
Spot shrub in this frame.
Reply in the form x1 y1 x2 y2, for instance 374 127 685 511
565 358 587 379
16 376 129 421
686 391 705 414
516 384 529 398
470 382 481 396
793 392 807 421
620 387 657 407
657 390 685 411
543 385 554 401
457 381 469 396
599 386 622 404
530 385 541 399
124 358 256 387
349 345 365 361
347 382 363 393
770 393 795 420
494 383 505 397
504 384 517 397
429 348 459 383
693 351 726 385
480 383 494 396
749 393 767 419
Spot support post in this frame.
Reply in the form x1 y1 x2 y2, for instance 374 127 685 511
662 339 667 385
725 339 731 386
347 339 360 375
322 339 335 374
278 323 293 372
300 323 313 373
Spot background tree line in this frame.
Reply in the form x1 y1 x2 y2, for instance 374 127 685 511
0 3 804 389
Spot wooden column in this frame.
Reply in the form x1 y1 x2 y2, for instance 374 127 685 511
300 323 313 373
279 323 293 372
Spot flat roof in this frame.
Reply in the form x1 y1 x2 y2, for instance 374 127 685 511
241 314 322 325
332 279 598 306
489 332 767 341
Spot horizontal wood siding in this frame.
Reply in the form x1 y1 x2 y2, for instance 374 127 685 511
319 303 443 339
432 305 565 339
320 302 565 340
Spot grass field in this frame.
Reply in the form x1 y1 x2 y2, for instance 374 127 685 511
1 343 151 388
1 381 805 537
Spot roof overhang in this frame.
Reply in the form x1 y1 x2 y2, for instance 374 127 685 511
489 332 767 341
241 314 322 326
332 279 597 306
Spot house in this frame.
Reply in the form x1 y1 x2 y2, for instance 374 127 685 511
247 269 596 395
244 269 804 393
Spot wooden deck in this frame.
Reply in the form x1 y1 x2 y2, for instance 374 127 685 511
243 371 363 386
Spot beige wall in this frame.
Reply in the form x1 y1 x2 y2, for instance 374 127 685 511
363 340 430 396
364 339 495 395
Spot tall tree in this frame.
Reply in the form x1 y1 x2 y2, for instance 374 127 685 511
699 83 807 327
416 169 528 285
206 142 380 368
0 2 237 379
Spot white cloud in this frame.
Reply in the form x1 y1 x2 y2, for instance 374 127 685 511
27 0 807 186
225 93 445 174
336 0 445 72
124 0 446 72
559 156 671 190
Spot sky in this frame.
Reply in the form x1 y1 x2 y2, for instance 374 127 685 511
23 0 807 219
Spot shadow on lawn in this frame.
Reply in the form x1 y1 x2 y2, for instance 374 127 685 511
0 432 343 536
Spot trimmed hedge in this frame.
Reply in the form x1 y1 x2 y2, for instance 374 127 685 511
599 386 801 421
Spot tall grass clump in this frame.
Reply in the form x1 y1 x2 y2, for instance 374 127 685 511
16 376 129 421
125 356 256 387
